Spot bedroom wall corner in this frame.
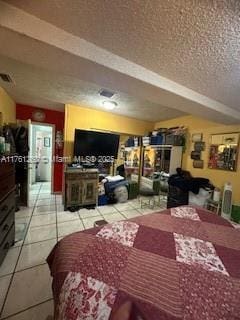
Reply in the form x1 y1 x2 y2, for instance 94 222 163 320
154 115 240 203
64 104 154 158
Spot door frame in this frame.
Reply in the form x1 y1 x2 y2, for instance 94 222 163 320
29 122 55 194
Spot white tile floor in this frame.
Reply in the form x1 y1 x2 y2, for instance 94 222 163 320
0 182 166 319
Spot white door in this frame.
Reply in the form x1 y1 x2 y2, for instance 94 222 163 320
27 120 33 207
30 123 54 194
16 119 32 207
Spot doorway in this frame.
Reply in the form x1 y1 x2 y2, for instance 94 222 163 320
28 123 54 203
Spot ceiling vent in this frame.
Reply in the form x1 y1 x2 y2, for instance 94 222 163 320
0 73 13 83
99 89 115 98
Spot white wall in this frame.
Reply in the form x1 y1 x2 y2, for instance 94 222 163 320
37 130 52 181
30 124 53 183
30 125 36 184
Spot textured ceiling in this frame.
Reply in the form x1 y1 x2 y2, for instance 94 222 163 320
5 0 240 111
0 55 184 121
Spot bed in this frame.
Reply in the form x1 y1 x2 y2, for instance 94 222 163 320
47 206 240 320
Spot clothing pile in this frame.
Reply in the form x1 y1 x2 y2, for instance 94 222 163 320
98 175 129 204
167 168 214 208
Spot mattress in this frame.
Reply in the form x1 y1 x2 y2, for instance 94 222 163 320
47 206 240 320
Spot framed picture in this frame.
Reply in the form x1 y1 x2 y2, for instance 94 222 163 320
193 160 204 168
208 133 239 171
44 137 50 147
192 133 202 142
191 151 201 160
194 141 205 152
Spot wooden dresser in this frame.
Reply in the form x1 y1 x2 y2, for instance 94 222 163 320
64 168 98 210
0 159 15 265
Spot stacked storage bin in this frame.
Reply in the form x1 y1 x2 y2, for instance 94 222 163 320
142 136 150 146
150 135 163 145
134 137 139 147
125 137 134 147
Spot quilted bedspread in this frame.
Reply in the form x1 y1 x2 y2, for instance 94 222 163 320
47 206 240 320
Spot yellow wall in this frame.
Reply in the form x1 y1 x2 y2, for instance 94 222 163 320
0 87 16 124
155 115 240 203
64 104 240 202
64 104 154 157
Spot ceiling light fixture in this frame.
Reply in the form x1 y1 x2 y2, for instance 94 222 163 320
102 100 117 110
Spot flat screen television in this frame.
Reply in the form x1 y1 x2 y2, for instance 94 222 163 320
74 129 120 159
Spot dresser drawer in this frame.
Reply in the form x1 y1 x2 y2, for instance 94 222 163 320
66 173 98 180
0 208 14 245
66 173 82 181
81 173 98 179
0 161 14 178
0 173 15 202
0 224 15 266
0 190 15 224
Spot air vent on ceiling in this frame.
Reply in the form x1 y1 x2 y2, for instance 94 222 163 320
99 89 115 98
0 73 13 83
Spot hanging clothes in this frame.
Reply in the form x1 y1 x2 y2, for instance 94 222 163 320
14 126 29 156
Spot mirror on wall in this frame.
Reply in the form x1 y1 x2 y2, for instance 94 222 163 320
208 133 239 171
123 137 141 180
142 146 155 178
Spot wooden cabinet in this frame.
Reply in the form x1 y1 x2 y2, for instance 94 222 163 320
66 181 82 205
0 159 15 265
64 168 98 210
82 179 97 205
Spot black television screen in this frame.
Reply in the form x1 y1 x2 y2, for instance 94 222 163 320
74 129 120 159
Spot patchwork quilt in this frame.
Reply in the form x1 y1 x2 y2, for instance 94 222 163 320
47 206 240 320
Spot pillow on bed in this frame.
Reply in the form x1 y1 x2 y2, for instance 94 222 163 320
111 301 145 320
111 301 132 320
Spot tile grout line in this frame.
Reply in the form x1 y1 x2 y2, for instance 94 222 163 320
79 206 104 229
26 221 57 229
0 237 57 278
114 202 143 219
98 203 137 222
96 207 108 222
31 211 56 217
14 262 49 275
0 298 53 320
79 201 147 228
119 211 128 219
0 183 43 318
81 206 102 228
77 210 86 230
114 206 129 219
21 237 57 248
57 210 83 237
2 262 49 279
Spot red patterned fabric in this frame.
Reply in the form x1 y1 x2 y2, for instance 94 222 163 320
47 206 240 320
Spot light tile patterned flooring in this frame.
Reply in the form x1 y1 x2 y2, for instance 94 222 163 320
0 182 166 319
